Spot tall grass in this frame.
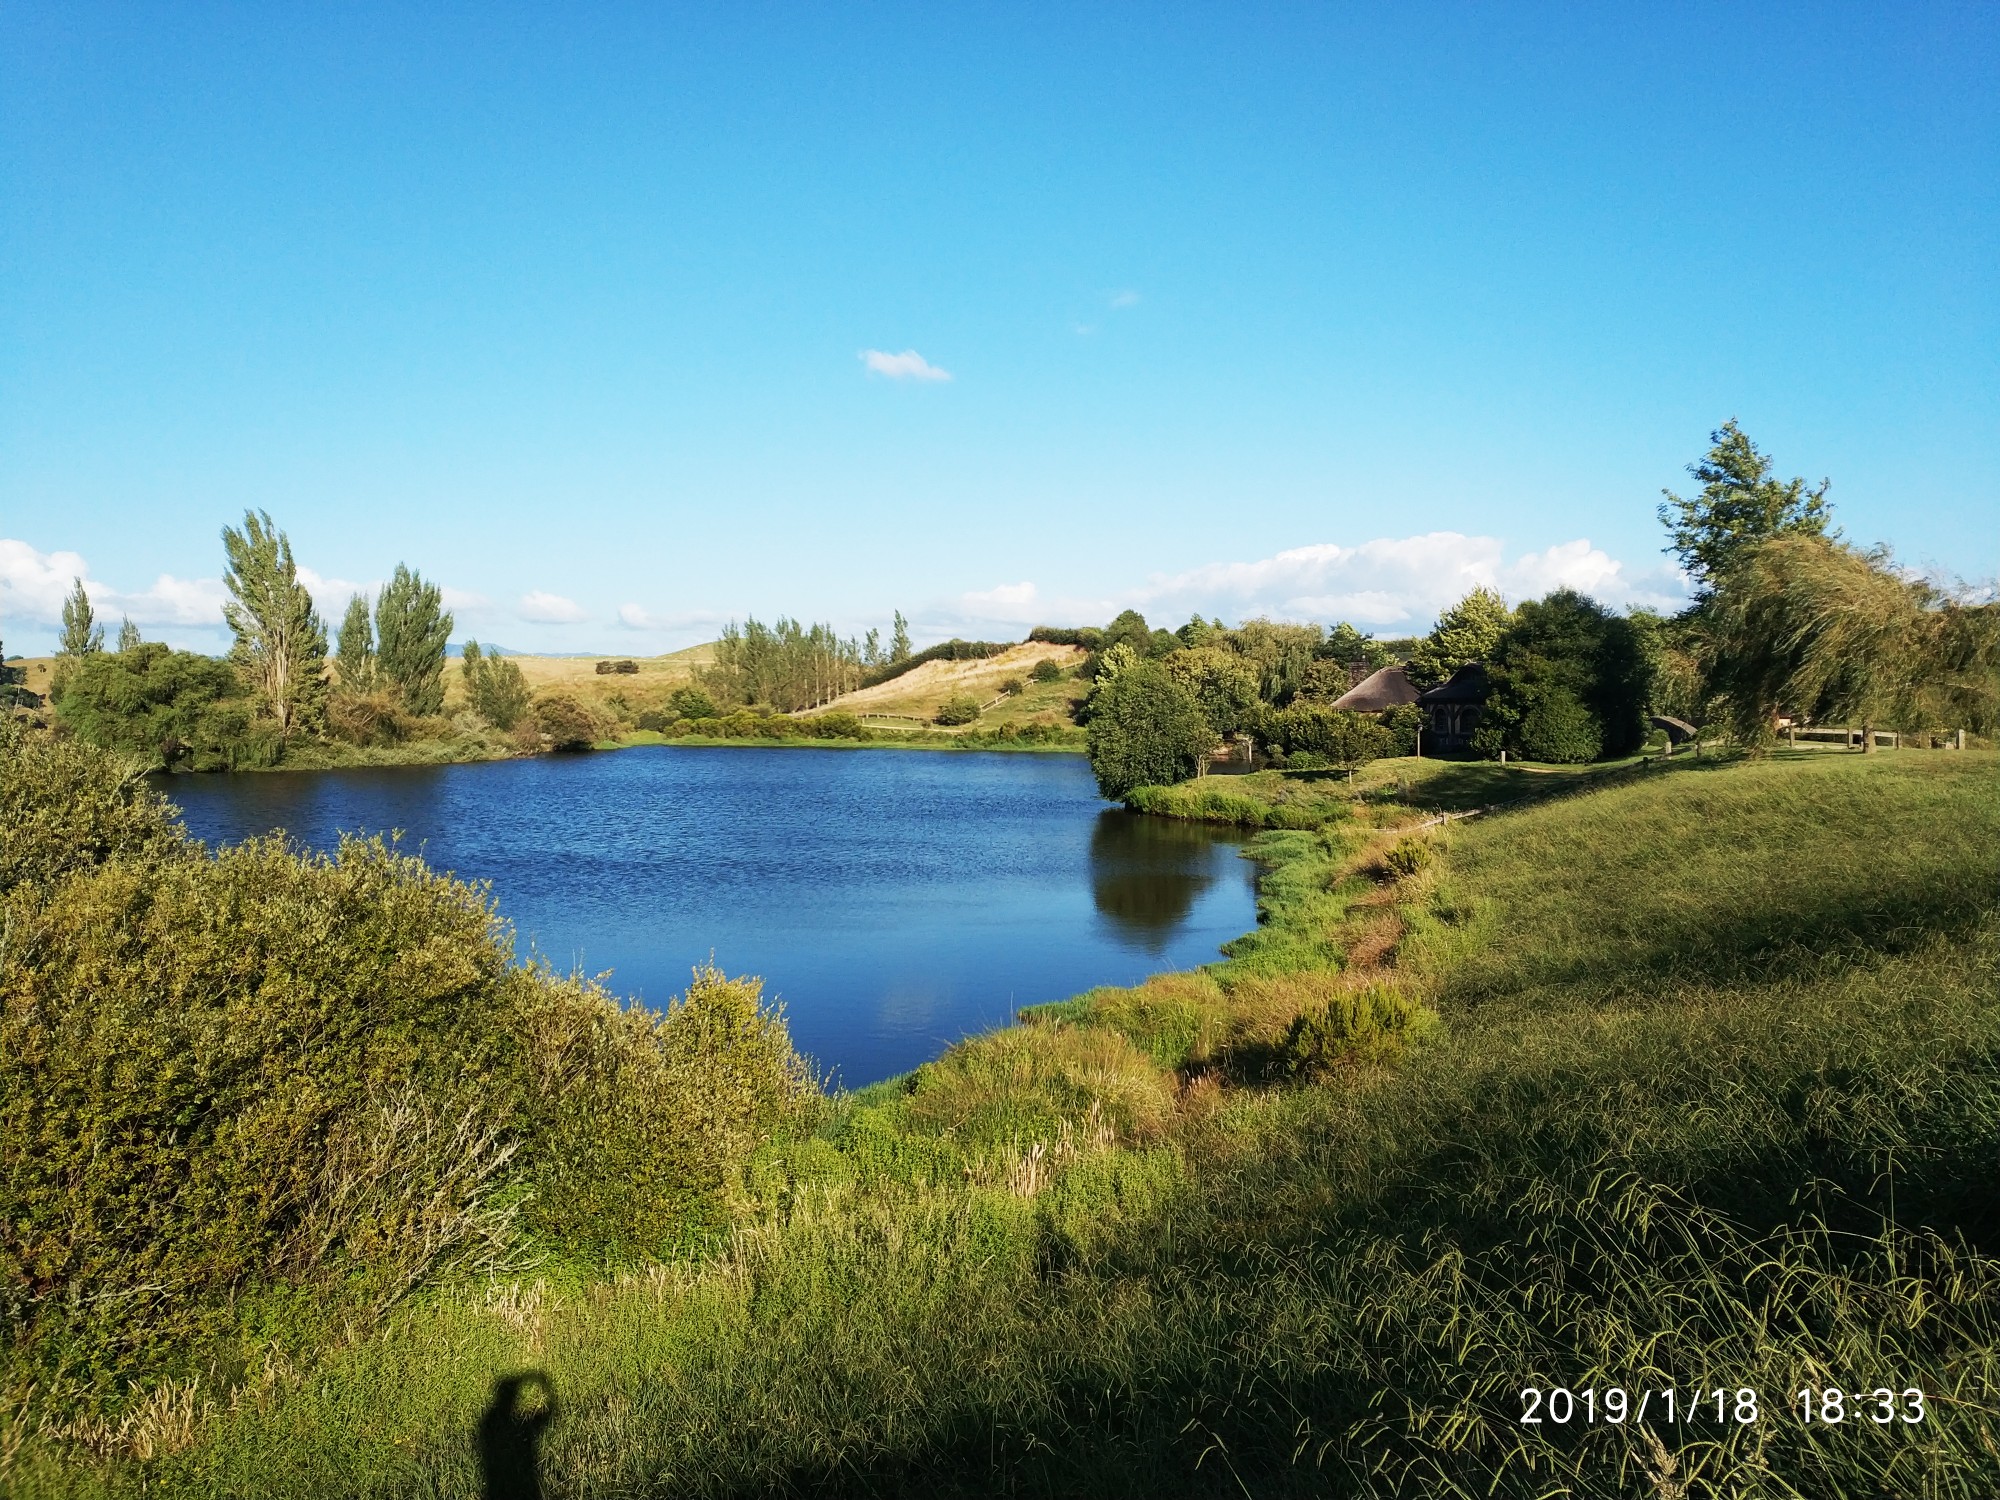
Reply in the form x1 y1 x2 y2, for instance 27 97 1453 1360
11 753 1996 1496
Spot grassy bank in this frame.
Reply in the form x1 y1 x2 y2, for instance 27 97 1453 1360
8 752 1995 1496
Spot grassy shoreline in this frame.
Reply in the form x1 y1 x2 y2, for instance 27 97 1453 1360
11 751 1996 1495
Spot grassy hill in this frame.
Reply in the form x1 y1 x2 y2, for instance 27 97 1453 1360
11 751 1995 1497
824 642 1088 728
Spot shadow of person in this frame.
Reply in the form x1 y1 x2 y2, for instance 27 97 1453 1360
477 1372 557 1500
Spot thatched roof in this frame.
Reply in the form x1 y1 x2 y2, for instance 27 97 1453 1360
1416 663 1490 705
1330 665 1419 713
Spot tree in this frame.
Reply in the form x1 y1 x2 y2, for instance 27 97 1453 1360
1706 534 1999 751
52 642 248 768
863 628 882 667
221 510 327 736
374 564 453 717
1163 646 1261 737
1085 661 1213 800
1472 590 1652 763
1660 420 1832 599
890 611 912 663
1321 621 1390 671
460 640 531 729
59 578 104 658
1406 587 1511 690
116 617 141 652
336 593 376 691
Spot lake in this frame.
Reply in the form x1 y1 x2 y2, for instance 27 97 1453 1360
162 747 1258 1085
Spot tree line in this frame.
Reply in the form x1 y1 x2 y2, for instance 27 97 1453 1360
42 511 478 768
1080 421 1998 798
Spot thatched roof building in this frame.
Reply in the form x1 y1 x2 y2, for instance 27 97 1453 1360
1330 665 1419 713
1416 663 1490 752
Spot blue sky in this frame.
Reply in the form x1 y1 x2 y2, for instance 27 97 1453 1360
3 3 1995 654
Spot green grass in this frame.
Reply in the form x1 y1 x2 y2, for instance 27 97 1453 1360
12 753 1997 1497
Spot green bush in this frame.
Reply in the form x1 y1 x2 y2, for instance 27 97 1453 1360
0 739 814 1415
1517 684 1604 763
933 694 982 726
1279 984 1439 1076
1380 834 1436 878
533 691 602 750
999 676 1026 696
0 723 185 895
51 642 248 769
800 710 869 739
1028 659 1065 683
666 685 719 721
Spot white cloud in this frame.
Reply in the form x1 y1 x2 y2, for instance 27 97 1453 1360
941 532 1688 639
1 537 229 646
860 348 952 382
518 590 587 624
1109 289 1141 308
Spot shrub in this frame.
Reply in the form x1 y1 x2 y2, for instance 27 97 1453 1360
594 659 639 675
635 710 671 733
1279 984 1439 1076
1029 659 1065 683
0 735 815 1412
461 644 530 730
533 691 602 750
1380 834 1436 879
933 694 982 726
667 685 719 721
51 642 246 769
1028 626 1104 650
801 711 869 740
327 688 417 747
0 723 186 895
1000 676 1026 696
1518 684 1603 763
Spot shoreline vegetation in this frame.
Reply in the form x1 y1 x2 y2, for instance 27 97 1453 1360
7 724 1997 1496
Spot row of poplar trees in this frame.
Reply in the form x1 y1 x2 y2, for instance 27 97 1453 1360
53 509 456 736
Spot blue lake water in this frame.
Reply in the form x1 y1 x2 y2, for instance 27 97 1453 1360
161 747 1258 1085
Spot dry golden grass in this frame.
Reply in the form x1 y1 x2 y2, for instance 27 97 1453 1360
824 643 1085 724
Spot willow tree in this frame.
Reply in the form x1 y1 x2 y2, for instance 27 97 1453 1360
221 511 327 735
374 565 453 716
1707 534 1998 751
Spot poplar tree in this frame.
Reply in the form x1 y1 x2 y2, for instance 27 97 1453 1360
221 510 328 735
336 594 376 691
374 564 453 716
116 617 141 652
59 579 104 658
890 610 911 663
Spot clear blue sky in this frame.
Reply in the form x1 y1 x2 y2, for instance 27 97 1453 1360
4 2 1995 654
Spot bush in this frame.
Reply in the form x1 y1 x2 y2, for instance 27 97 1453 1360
1029 659 1065 683
1000 677 1026 696
594 659 639 675
0 738 814 1412
933 694 983 726
533 691 602 750
461 645 531 730
1085 662 1213 800
666 685 719 721
0 723 186 895
1279 984 1439 1076
1027 626 1103 650
1518 684 1604 763
328 688 417 747
1380 834 1436 878
51 642 247 768
801 711 869 739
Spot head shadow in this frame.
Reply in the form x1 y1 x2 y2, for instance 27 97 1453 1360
477 1371 557 1500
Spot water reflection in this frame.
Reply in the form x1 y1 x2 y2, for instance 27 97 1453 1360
1088 809 1244 949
